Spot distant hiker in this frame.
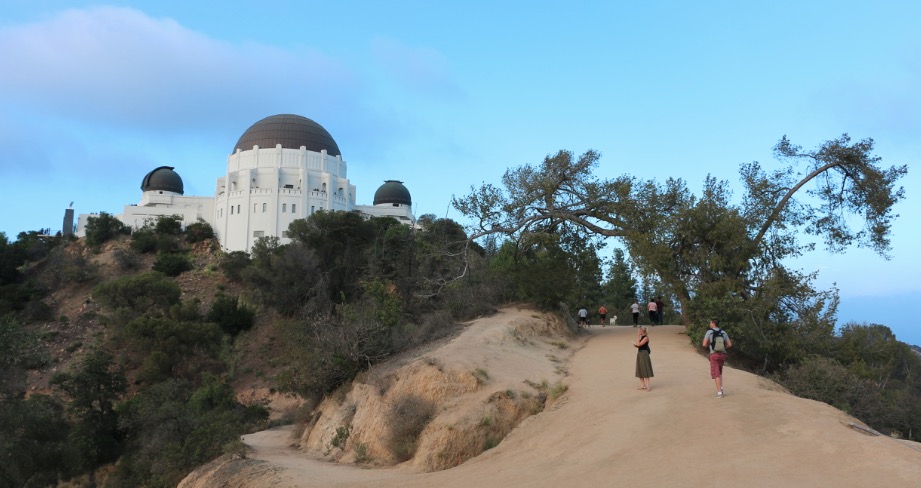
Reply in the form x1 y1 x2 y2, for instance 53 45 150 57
647 299 658 325
702 319 732 397
598 305 608 326
631 300 640 327
578 307 589 328
633 326 653 391
655 297 665 325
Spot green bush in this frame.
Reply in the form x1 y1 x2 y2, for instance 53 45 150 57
93 271 181 316
154 215 184 236
153 252 192 277
185 220 215 243
84 212 126 247
206 294 255 335
220 251 251 282
130 229 158 253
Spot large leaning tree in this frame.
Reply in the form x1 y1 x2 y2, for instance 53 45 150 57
453 135 906 369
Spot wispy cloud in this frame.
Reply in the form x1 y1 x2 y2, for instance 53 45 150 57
0 7 359 132
370 36 463 100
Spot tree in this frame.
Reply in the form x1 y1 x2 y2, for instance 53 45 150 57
84 212 126 247
51 348 127 476
602 248 638 315
453 137 904 370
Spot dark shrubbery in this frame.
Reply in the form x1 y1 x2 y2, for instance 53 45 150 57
206 294 255 335
93 271 181 316
84 212 127 247
220 251 251 282
185 220 215 243
152 251 193 277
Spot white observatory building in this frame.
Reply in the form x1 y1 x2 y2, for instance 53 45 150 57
76 114 415 252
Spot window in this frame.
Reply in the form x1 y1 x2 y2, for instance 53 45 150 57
282 203 287 213
322 183 327 192
219 208 223 218
282 231 289 238
237 205 240 214
253 231 264 238
310 206 315 214
262 203 267 212
230 206 234 215
292 204 296 213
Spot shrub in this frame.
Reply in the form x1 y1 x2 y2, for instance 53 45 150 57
185 220 215 243
220 251 251 282
84 212 126 247
153 252 192 277
130 229 158 254
113 248 140 269
206 294 255 336
154 215 184 236
385 395 435 462
93 271 181 315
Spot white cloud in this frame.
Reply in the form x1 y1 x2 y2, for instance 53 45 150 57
0 6 359 132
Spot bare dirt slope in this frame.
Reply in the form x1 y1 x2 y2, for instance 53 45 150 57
182 308 921 488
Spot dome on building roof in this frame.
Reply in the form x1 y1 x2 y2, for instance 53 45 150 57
373 180 412 206
141 166 184 194
233 114 341 156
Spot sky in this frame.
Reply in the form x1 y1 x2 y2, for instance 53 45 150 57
0 1 918 344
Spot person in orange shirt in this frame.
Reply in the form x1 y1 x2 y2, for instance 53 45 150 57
598 305 608 326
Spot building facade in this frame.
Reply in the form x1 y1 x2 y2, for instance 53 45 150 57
76 114 414 252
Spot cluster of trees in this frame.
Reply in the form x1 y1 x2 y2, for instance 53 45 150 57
453 134 918 437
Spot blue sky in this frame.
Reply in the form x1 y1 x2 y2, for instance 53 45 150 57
1 1 918 344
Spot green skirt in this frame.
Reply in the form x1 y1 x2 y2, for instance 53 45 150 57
635 350 654 379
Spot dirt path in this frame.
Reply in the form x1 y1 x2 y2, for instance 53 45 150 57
231 322 921 487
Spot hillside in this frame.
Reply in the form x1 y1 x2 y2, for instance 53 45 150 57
180 307 921 488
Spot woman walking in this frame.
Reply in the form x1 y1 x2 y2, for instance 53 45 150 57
633 326 654 391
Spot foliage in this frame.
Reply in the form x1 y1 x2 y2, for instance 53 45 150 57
243 242 324 317
206 294 255 336
93 271 181 317
220 250 252 282
385 395 436 462
153 251 193 276
153 214 184 236
184 219 215 243
0 394 79 487
287 211 376 304
84 212 127 247
601 248 638 315
50 347 128 472
112 377 268 488
0 314 48 400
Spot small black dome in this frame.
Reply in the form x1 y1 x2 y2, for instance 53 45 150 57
373 180 411 206
141 166 184 194
234 114 341 156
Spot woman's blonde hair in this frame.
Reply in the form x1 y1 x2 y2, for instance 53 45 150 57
639 326 647 332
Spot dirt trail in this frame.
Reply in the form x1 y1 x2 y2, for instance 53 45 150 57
214 316 921 487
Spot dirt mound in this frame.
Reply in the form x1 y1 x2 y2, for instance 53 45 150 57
181 309 921 488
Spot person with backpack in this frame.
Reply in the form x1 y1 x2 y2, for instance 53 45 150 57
702 319 732 397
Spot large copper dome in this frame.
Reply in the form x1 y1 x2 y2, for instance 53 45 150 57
233 114 341 156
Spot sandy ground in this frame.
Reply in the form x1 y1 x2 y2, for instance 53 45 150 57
223 311 921 487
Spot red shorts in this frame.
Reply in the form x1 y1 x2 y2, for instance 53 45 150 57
709 352 727 379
